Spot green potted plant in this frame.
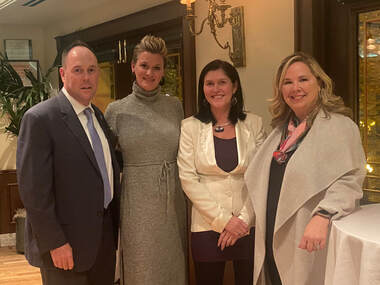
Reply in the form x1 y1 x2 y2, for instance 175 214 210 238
0 52 58 136
0 52 58 252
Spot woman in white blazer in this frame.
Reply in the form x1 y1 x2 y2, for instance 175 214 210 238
245 52 366 285
177 60 265 285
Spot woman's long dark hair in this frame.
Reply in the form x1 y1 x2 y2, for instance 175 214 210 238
195 59 246 125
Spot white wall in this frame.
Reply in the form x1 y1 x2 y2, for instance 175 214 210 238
0 0 294 170
0 24 47 169
0 0 171 170
0 24 46 68
195 0 294 132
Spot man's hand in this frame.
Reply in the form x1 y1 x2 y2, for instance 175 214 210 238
50 243 74 270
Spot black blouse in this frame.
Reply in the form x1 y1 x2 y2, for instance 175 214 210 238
214 136 238 172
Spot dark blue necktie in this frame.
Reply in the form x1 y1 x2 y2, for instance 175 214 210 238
84 108 112 208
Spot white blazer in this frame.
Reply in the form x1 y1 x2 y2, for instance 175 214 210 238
177 113 265 233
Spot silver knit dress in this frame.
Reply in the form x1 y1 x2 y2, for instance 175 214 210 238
105 82 187 285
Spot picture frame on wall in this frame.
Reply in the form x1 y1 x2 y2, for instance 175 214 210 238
7 60 39 87
4 39 33 60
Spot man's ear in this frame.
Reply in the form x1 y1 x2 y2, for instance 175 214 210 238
59 67 65 83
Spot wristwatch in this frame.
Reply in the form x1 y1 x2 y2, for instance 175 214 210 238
314 209 333 219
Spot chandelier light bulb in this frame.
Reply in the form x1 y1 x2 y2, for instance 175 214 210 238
367 44 376 50
367 38 375 44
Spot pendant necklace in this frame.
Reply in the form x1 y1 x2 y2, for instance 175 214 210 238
214 122 232 133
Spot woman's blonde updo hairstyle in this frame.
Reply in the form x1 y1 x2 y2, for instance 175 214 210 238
132 35 167 66
269 52 351 128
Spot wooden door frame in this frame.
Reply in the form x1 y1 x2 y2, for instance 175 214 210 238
295 0 380 203
55 1 196 117
294 0 380 122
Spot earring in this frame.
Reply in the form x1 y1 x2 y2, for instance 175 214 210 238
232 96 237 106
203 98 209 106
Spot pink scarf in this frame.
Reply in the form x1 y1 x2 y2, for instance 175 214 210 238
273 119 308 164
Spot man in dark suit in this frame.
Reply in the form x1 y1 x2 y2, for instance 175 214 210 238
16 41 120 285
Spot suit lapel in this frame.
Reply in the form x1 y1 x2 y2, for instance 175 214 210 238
245 127 282 285
198 120 251 175
92 104 110 144
246 128 282 230
198 121 222 173
92 104 120 179
274 137 313 233
233 119 251 172
57 92 100 175
274 113 346 233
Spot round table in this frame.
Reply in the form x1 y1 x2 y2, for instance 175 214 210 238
325 203 380 285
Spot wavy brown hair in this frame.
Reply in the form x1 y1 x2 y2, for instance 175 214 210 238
270 52 351 128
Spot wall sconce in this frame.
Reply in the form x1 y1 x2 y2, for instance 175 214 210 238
180 0 246 67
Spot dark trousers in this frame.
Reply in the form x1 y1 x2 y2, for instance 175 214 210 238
194 258 253 285
40 212 116 285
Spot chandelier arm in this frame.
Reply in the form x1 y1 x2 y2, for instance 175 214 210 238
212 31 236 64
215 11 228 28
212 31 231 52
188 17 208 36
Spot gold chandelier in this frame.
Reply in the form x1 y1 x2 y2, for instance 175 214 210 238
180 0 246 67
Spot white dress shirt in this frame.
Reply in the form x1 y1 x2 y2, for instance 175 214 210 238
62 87 114 198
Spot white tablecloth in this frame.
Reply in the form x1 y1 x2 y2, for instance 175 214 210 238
325 204 380 285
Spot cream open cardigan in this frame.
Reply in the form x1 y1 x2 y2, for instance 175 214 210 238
245 111 366 285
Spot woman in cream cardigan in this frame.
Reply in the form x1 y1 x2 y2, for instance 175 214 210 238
177 59 265 285
245 52 366 285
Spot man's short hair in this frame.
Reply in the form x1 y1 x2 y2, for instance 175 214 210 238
61 40 97 67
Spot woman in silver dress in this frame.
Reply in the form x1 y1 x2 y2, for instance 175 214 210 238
105 35 187 285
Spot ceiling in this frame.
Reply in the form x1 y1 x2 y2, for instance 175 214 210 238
0 0 167 26
0 0 109 25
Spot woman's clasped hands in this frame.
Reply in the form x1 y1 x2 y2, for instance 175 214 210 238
217 216 249 250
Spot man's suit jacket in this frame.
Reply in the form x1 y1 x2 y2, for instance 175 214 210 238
16 91 121 272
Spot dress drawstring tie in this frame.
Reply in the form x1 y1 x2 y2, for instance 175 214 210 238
124 160 176 218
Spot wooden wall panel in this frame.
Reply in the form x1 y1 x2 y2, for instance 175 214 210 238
55 1 197 117
295 0 380 121
0 170 23 234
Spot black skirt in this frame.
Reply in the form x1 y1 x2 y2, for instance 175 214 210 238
191 228 255 262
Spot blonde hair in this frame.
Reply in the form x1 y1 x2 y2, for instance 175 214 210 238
132 35 167 65
269 52 351 128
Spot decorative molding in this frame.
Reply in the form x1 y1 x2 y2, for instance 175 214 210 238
337 0 380 5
